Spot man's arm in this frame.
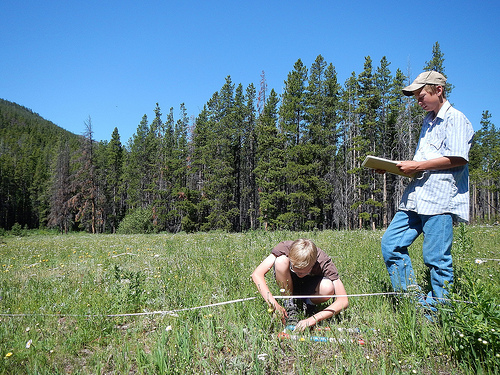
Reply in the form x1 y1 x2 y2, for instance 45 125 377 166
396 156 467 175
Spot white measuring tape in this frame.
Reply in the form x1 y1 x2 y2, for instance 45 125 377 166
0 291 473 318
274 292 400 299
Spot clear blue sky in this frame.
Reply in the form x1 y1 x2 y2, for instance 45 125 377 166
1 0 499 143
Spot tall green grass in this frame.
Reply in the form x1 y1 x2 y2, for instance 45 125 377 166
0 227 498 374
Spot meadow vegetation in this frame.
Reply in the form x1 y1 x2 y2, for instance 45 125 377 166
0 225 498 374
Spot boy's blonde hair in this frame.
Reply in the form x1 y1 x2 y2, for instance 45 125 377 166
289 239 317 269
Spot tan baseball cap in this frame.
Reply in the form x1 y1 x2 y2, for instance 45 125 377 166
402 71 447 96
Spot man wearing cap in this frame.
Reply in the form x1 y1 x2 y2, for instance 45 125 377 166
380 71 474 313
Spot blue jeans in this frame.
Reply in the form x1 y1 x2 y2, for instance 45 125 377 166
381 211 453 307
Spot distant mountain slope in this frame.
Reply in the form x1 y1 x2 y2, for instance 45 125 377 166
0 98 78 139
0 98 81 230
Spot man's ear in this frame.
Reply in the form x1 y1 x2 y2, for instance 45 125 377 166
436 85 444 97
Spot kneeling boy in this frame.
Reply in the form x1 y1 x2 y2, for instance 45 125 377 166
251 239 348 332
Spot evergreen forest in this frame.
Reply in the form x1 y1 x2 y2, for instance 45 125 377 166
1 43 499 234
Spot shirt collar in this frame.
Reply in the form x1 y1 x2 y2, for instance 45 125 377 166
435 100 451 120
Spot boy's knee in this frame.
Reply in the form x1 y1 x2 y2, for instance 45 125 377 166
274 255 290 272
318 278 335 295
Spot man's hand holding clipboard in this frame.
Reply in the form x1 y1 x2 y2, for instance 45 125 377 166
362 155 416 178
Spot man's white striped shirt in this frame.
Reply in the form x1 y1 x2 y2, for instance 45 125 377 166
399 101 475 222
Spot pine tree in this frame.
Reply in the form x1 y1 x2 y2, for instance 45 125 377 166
254 89 285 230
232 83 245 232
257 70 267 115
423 41 454 96
30 146 52 228
149 103 170 231
192 77 239 231
191 106 212 231
321 62 342 229
170 103 199 232
47 138 73 233
303 55 339 229
124 114 153 210
163 103 192 232
469 111 500 222
67 117 102 233
339 71 361 229
280 59 308 145
355 56 383 229
241 83 258 230
0 140 15 229
278 59 313 229
373 66 408 227
206 77 239 230
106 127 124 233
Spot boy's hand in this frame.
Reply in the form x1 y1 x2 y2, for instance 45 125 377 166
267 303 287 324
294 317 315 332
276 305 287 324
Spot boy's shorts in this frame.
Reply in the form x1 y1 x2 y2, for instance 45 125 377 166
290 272 324 296
273 264 325 297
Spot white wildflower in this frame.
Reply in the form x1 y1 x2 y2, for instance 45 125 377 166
257 353 268 361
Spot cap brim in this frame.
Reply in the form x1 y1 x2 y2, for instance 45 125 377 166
402 83 425 96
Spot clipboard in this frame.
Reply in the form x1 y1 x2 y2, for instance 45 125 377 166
362 155 415 178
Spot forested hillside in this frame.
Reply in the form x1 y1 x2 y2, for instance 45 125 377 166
1 43 499 233
0 99 81 230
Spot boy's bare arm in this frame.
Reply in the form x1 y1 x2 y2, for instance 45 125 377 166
318 278 349 318
251 254 283 312
294 278 349 332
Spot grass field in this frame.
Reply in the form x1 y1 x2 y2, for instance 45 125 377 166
0 226 499 374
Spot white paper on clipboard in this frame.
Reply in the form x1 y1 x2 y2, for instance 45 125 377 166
362 155 414 178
